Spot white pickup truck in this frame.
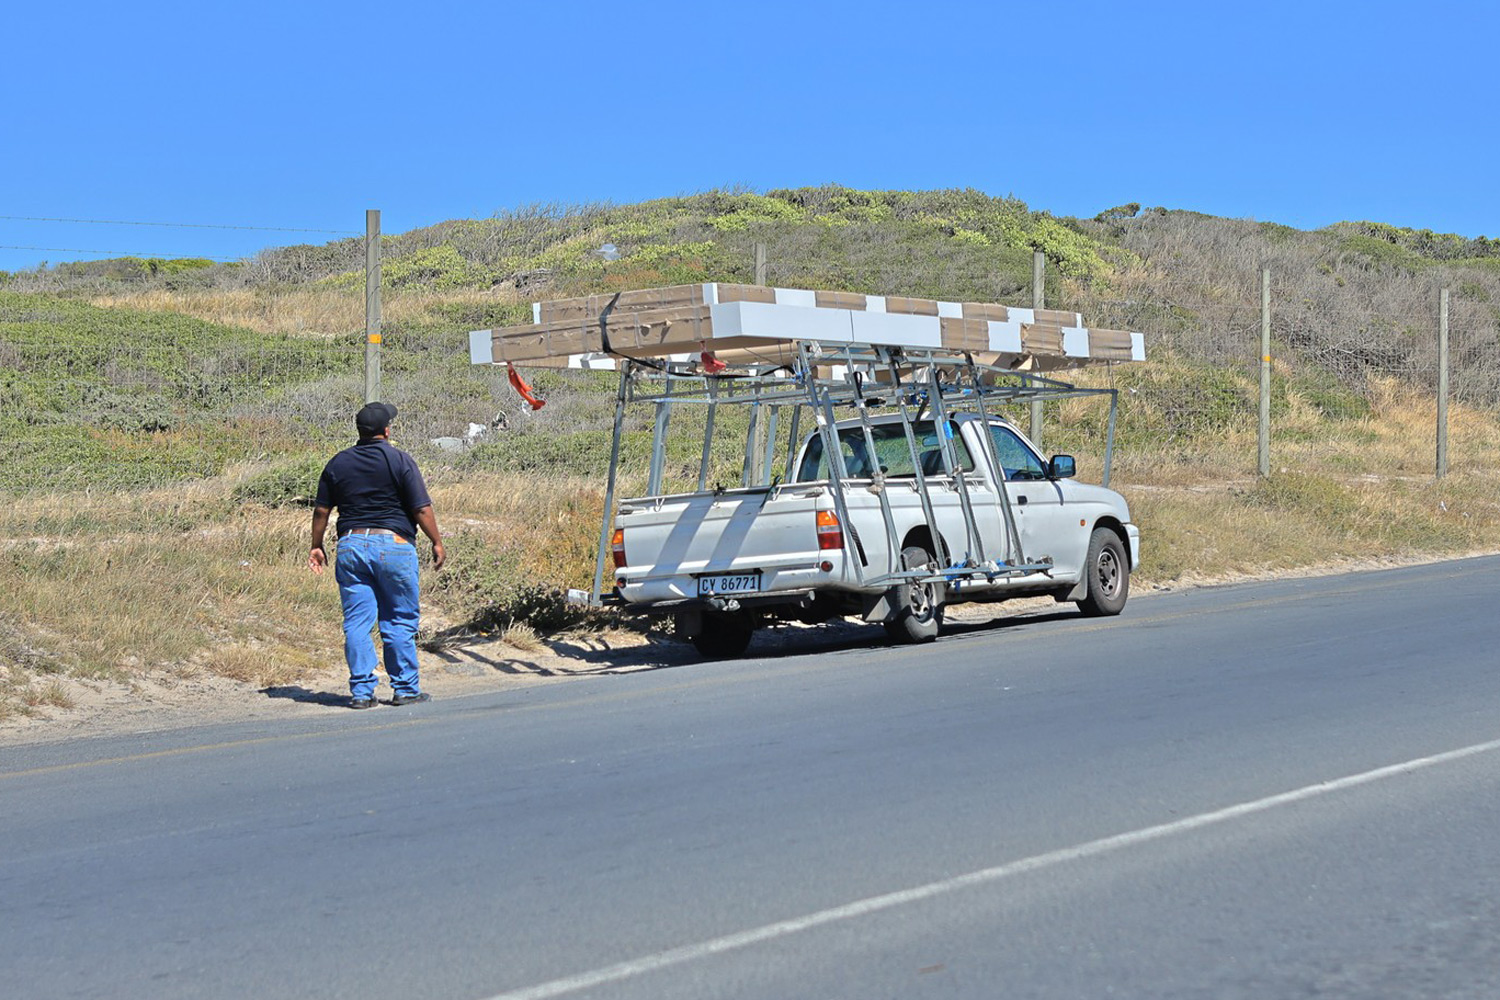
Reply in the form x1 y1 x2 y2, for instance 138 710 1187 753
608 411 1140 657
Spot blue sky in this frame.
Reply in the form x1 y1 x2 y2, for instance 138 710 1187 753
2 0 1493 271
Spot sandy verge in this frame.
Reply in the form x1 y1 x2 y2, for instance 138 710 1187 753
3 550 1494 748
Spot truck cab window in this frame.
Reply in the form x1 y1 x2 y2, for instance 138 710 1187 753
796 421 973 482
988 424 1048 480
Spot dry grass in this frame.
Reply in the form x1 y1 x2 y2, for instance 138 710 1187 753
87 286 526 337
0 670 75 721
500 623 543 652
198 642 327 688
0 470 611 717
4 386 1500 719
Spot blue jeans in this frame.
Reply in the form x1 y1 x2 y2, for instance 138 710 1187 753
334 534 422 699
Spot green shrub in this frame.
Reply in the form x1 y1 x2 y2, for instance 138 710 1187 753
462 584 606 634
383 245 489 289
231 455 328 507
1233 471 1359 521
1286 368 1371 420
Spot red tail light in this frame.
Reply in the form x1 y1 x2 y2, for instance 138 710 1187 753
611 528 627 568
815 510 843 550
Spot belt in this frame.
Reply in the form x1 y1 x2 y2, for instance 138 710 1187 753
342 528 410 543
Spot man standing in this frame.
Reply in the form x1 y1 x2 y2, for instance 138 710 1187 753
309 402 445 709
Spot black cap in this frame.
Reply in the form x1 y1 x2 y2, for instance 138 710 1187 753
355 402 397 435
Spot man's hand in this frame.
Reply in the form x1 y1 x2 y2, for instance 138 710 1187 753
309 506 332 575
431 540 446 571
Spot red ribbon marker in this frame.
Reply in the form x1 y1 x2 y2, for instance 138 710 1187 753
507 363 547 410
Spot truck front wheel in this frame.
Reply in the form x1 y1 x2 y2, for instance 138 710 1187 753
883 545 944 644
1076 527 1129 617
688 611 755 658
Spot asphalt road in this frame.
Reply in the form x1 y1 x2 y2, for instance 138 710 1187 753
3 556 1499 999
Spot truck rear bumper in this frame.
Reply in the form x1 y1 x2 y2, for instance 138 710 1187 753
616 560 849 607
607 590 820 616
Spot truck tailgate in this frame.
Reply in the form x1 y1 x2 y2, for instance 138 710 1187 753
615 487 836 604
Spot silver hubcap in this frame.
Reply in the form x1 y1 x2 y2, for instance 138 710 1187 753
1097 547 1120 598
909 581 933 618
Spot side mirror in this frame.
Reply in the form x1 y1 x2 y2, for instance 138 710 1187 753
1048 455 1076 479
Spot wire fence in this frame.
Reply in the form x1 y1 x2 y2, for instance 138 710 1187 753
1 218 1497 497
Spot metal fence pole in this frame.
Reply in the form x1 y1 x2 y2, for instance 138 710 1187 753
749 243 770 478
364 209 382 403
1258 267 1271 477
1030 250 1045 447
1437 287 1450 479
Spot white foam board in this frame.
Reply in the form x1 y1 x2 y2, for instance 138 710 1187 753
1062 327 1090 358
772 287 818 308
469 330 494 365
850 310 943 348
710 300 853 342
988 320 1023 354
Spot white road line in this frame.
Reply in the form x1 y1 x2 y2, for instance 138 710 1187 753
481 736 1500 1000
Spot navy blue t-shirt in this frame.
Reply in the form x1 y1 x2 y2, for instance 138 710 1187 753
315 439 433 539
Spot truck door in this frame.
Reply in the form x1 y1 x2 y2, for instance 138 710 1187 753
990 424 1076 577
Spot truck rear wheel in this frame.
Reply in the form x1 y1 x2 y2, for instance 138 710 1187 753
883 545 943 644
689 611 755 658
1076 527 1129 617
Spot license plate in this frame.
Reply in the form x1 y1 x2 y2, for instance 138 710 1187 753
697 571 762 596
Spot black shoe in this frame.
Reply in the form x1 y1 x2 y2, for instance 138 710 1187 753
350 696 378 710
390 691 431 706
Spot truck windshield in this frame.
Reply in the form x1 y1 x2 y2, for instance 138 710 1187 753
795 421 974 482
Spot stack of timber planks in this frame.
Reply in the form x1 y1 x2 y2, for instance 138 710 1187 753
469 283 1144 372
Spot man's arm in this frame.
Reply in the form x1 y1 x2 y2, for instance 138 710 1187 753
309 505 332 573
413 504 445 570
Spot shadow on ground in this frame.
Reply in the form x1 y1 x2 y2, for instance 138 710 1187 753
421 603 1086 678
261 686 349 707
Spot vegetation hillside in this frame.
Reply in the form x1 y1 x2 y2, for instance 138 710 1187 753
3 187 1499 718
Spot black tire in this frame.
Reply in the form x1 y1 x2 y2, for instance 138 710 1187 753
1076 527 1129 617
883 545 944 643
689 611 755 658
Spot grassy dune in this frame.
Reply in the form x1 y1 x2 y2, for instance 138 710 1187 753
4 187 1500 720
4 373 1498 721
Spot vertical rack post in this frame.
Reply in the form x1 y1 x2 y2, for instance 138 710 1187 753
647 371 672 496
697 377 717 491
590 367 632 606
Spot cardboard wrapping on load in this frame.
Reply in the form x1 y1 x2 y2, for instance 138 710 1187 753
1020 323 1065 356
1087 328 1136 361
814 290 868 310
715 283 776 305
479 282 1144 369
1035 308 1083 328
960 302 1010 321
492 322 598 362
884 295 940 316
939 317 990 352
538 284 708 324
593 305 714 355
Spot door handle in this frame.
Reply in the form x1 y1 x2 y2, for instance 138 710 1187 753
1017 495 1028 505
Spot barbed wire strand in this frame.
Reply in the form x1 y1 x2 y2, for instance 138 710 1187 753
0 215 360 236
0 245 243 263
